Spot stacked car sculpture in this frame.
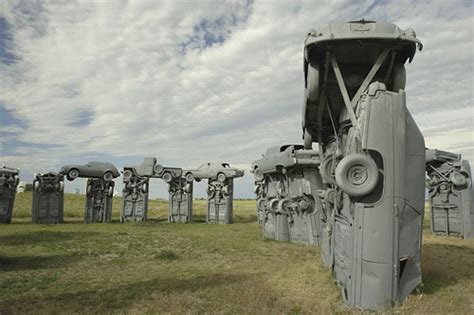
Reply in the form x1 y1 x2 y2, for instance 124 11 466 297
426 149 473 238
1 19 472 312
252 20 430 310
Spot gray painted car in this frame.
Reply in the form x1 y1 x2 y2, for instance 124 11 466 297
0 165 20 224
302 20 425 311
32 172 64 224
123 157 183 182
184 162 244 182
251 144 319 180
253 20 425 311
60 162 120 181
426 149 473 238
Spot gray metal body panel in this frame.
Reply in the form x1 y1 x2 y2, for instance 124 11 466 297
121 167 149 222
84 178 114 223
32 173 64 224
321 87 425 310
207 178 234 224
426 149 474 238
168 177 193 223
0 165 19 224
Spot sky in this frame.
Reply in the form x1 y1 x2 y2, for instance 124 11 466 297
0 0 473 199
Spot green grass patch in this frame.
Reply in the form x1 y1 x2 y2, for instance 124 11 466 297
0 194 472 313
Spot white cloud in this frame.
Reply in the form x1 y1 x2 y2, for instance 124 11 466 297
0 0 472 198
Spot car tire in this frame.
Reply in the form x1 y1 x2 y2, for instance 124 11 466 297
277 198 291 214
162 172 172 183
254 169 264 182
304 129 313 149
393 63 406 92
320 153 337 185
217 173 226 183
256 198 266 210
68 168 79 181
306 62 320 102
154 164 164 175
33 181 41 192
103 171 114 182
59 181 64 192
184 183 192 193
123 169 133 181
223 185 232 196
335 154 379 197
185 172 194 182
269 198 280 213
141 183 148 194
450 171 467 187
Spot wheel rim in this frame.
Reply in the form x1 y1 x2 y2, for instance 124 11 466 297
163 173 172 183
154 165 164 174
123 170 132 180
217 173 226 182
347 164 369 186
335 153 379 197
70 169 79 178
103 172 113 181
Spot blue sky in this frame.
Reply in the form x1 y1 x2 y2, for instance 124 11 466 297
0 0 473 198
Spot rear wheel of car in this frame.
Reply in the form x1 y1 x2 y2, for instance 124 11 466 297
303 129 313 149
123 169 133 181
162 172 172 183
68 168 79 181
223 185 232 195
393 63 406 92
256 198 266 210
59 181 64 192
154 164 164 175
185 172 194 182
254 169 264 181
306 63 320 102
269 198 280 213
450 171 467 187
34 181 41 192
217 172 226 182
184 183 192 193
320 153 338 185
277 198 291 214
141 183 148 194
103 171 114 182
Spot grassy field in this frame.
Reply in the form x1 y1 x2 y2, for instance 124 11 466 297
0 193 473 314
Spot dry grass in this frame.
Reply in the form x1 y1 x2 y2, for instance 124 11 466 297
0 193 473 314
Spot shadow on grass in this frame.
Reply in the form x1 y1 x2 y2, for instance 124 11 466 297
419 242 474 294
0 273 254 313
0 231 100 246
0 254 81 271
